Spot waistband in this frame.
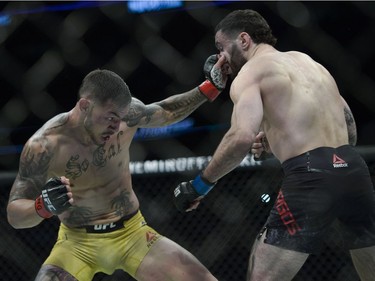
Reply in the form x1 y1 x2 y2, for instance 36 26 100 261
82 210 139 234
281 145 360 174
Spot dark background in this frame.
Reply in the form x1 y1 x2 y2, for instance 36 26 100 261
0 1 375 280
0 1 375 169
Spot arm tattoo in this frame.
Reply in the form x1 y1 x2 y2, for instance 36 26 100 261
344 106 357 146
155 91 204 121
123 99 151 127
46 113 69 131
9 137 53 201
10 115 68 202
123 91 205 127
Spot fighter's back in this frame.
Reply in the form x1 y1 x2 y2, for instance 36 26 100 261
256 50 349 162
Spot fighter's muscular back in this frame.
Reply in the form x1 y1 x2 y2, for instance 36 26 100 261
234 46 349 163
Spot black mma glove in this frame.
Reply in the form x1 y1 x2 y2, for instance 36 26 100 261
173 174 216 212
198 54 228 102
35 177 71 218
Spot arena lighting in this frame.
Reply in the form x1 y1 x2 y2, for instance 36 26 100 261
127 0 183 14
0 120 229 155
0 1 117 23
134 118 229 140
126 0 238 14
134 118 195 140
0 14 10 26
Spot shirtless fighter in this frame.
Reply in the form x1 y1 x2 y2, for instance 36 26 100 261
173 9 375 281
7 54 227 281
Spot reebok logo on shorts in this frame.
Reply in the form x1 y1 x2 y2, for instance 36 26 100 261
332 154 348 168
146 231 160 248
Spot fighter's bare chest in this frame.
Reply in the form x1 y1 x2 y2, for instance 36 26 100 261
51 133 129 181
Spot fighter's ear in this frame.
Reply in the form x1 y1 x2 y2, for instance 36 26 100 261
78 98 91 113
238 32 252 50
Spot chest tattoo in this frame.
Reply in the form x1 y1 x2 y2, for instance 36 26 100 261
92 144 107 167
92 131 124 168
64 131 124 178
65 155 89 179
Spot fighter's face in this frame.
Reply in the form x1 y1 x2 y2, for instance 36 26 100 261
215 31 247 79
83 100 128 145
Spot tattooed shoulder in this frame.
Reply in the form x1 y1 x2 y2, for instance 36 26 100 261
46 113 69 131
123 98 155 127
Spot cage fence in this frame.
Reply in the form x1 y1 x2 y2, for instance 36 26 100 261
0 2 374 280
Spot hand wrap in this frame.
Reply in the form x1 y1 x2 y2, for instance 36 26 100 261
173 174 216 212
35 177 71 218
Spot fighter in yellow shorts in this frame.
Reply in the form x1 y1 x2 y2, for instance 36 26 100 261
44 211 161 279
7 61 228 280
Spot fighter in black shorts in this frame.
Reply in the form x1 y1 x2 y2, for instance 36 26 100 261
265 145 375 254
172 9 375 281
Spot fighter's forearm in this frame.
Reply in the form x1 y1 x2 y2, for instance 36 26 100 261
155 87 207 124
202 130 252 182
7 199 44 229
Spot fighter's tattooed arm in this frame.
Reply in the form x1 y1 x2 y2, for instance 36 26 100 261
8 136 53 202
9 113 69 202
123 88 207 128
343 104 357 146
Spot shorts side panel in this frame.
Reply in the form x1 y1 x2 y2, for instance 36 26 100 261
264 171 335 254
264 145 375 253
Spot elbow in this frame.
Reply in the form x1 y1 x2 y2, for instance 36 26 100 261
7 215 32 230
6 202 32 229
7 220 21 230
231 132 256 155
237 139 254 155
7 206 21 229
7 213 21 229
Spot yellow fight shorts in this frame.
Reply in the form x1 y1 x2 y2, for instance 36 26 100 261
43 211 162 280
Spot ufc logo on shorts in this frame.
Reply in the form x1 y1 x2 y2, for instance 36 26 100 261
93 222 117 231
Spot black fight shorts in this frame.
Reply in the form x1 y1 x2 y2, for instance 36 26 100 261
264 145 375 254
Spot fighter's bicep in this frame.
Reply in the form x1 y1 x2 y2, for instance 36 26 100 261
123 98 167 128
10 138 53 201
9 174 39 202
231 82 263 135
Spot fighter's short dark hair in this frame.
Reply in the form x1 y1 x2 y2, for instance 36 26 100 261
215 9 277 46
